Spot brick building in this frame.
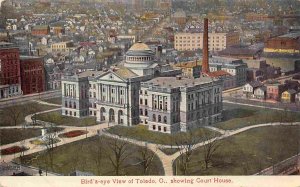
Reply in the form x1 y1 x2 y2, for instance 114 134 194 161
31 25 50 36
20 56 45 95
264 32 300 54
0 42 22 98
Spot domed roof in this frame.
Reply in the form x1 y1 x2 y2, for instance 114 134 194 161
128 41 151 51
126 41 155 57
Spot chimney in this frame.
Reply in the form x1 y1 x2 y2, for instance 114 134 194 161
202 18 209 73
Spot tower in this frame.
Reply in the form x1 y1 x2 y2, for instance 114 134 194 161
202 18 209 74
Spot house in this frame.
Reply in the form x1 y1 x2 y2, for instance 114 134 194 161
265 81 286 101
243 81 263 98
281 89 297 103
253 86 266 100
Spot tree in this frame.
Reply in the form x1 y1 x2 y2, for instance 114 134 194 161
137 145 156 175
89 137 104 175
43 124 59 173
5 105 23 126
106 138 131 176
175 132 198 175
202 131 222 169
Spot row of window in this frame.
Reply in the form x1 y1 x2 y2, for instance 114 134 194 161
65 101 77 109
152 125 167 132
152 114 168 124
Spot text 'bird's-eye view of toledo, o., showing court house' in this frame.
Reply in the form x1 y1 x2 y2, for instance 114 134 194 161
0 0 300 180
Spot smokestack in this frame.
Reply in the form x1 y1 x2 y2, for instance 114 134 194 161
202 18 209 73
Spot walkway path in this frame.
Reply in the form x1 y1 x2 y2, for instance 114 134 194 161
32 100 61 107
102 122 300 175
2 105 300 176
203 126 226 135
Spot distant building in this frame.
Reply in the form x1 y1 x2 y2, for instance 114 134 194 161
281 89 297 103
31 25 50 36
172 10 187 25
51 41 75 54
20 56 45 95
173 60 201 78
174 32 240 52
264 32 300 54
243 81 263 98
253 86 267 100
265 81 286 101
209 56 248 86
0 42 22 98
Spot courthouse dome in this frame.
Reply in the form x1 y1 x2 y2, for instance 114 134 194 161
124 41 155 71
126 41 155 56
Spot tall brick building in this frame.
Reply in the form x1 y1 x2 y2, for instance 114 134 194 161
0 42 22 98
20 56 45 95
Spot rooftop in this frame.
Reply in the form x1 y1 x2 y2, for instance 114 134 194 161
114 68 137 79
277 32 300 39
128 41 151 51
145 76 217 88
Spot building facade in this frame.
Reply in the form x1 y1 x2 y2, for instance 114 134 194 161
209 56 248 86
61 42 223 133
264 32 300 54
0 42 22 98
174 32 240 51
20 56 46 95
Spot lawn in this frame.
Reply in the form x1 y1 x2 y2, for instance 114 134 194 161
159 148 179 155
214 103 300 130
0 127 64 145
0 128 41 145
0 103 58 127
107 125 219 146
174 126 300 175
42 97 62 105
36 110 97 127
15 136 164 176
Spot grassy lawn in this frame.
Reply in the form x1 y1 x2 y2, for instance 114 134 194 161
0 127 64 145
214 103 300 130
174 126 300 175
0 103 58 127
0 128 41 145
107 125 219 146
159 148 179 155
16 136 164 176
42 97 62 105
36 110 97 127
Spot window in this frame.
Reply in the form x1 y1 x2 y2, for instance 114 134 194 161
65 101 68 107
153 125 156 130
145 109 148 116
164 116 167 124
153 114 156 122
140 99 143 104
145 99 148 106
93 103 96 108
94 111 96 116
140 109 143 115
158 126 161 131
73 102 76 109
158 115 161 122
164 127 167 132
145 91 147 95
74 112 76 117
65 110 68 115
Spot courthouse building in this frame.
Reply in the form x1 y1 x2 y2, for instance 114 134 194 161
61 42 223 133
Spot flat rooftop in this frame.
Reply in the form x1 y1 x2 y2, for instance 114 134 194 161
144 76 217 88
278 32 300 39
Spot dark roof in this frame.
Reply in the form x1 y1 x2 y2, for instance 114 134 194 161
248 81 263 88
